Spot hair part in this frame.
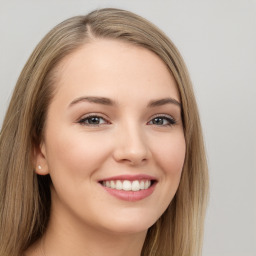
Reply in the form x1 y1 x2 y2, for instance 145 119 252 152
0 8 208 256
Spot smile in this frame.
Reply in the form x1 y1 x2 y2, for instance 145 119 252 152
102 180 151 191
99 175 157 201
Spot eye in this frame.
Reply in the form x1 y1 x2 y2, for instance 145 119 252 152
78 115 109 126
148 115 176 126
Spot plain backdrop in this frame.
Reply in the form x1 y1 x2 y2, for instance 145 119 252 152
0 1 255 255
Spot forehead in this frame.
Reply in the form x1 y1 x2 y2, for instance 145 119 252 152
52 39 180 105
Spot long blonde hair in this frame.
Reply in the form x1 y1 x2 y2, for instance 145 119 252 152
0 8 208 256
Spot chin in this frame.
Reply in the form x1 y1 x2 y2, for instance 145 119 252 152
98 211 159 235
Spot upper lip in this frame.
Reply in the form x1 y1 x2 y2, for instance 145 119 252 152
98 174 157 182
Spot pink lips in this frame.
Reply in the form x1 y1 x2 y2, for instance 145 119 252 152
99 174 157 202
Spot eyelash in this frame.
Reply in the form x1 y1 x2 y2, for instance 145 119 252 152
78 114 109 126
147 114 176 126
77 114 176 127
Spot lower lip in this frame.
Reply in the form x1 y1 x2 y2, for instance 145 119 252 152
101 182 157 201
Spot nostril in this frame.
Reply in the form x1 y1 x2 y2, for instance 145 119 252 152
112 135 150 165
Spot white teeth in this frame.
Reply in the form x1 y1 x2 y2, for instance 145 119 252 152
116 180 122 190
106 181 111 188
110 180 116 189
102 180 152 191
145 180 150 189
123 180 131 191
132 180 140 191
140 181 145 190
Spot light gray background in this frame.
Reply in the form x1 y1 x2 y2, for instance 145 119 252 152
0 1 255 255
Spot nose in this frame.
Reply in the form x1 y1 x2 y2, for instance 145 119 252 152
112 123 151 166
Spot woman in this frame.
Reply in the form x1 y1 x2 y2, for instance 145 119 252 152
0 8 208 256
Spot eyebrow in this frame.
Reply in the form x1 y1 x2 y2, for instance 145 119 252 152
147 98 181 108
69 96 181 108
69 96 115 107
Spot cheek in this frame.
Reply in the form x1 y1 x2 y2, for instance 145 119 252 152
148 132 185 218
151 132 186 176
44 128 113 178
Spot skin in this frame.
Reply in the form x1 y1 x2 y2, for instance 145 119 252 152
29 39 186 256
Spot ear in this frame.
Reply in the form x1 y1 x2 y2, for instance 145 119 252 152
33 142 49 175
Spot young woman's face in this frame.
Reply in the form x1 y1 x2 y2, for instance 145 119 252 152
37 39 186 235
